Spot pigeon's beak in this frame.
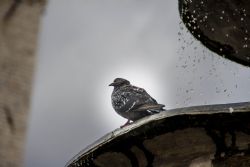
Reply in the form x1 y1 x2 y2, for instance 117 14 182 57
109 82 115 86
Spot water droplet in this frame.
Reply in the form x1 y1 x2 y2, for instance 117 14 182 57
229 107 234 113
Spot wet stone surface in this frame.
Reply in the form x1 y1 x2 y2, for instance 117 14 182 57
66 102 250 167
179 0 250 66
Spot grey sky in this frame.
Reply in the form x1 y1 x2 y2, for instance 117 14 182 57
24 1 250 167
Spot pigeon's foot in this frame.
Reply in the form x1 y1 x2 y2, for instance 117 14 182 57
120 120 131 128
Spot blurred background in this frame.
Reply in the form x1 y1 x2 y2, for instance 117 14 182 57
22 0 250 167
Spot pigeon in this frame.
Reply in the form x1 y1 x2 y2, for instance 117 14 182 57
109 78 166 127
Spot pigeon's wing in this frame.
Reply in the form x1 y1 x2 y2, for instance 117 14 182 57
119 85 159 112
130 85 158 104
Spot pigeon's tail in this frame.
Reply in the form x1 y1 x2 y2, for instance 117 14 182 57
135 104 166 114
147 104 166 114
130 104 166 121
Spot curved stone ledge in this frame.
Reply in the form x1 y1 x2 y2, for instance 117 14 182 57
66 102 250 167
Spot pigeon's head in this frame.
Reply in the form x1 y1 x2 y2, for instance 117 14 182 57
109 78 130 87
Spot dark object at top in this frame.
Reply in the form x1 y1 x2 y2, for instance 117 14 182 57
109 78 165 126
179 0 250 67
65 102 250 167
